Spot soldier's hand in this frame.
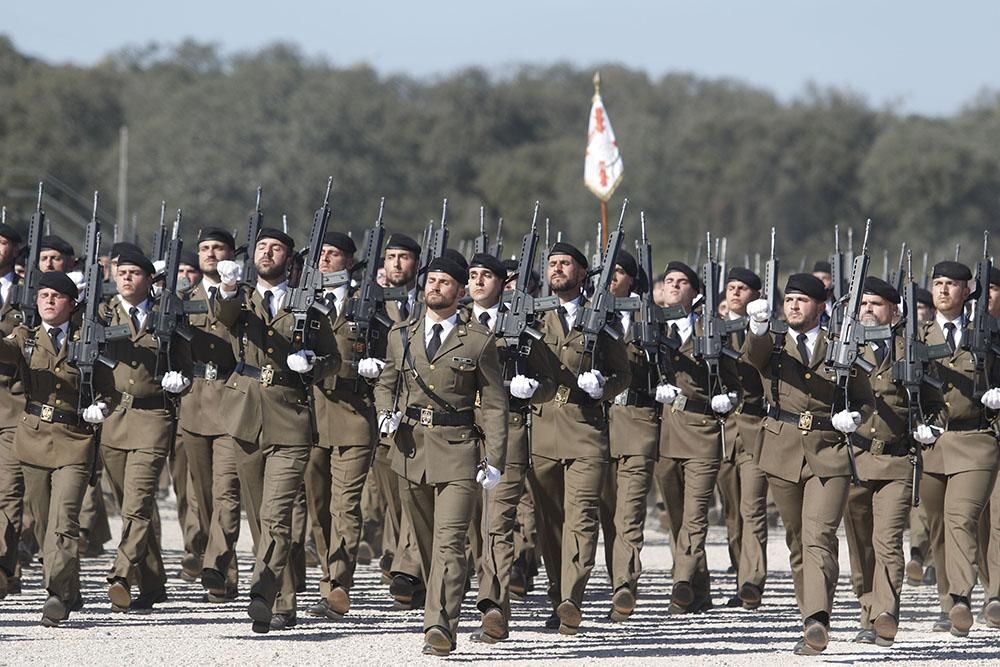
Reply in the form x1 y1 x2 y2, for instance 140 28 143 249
577 370 605 400
654 383 681 404
217 260 241 287
747 299 770 323
913 424 938 445
832 409 861 433
287 350 316 373
160 371 191 394
378 410 402 436
476 461 501 490
83 402 108 424
510 375 539 399
711 392 737 414
357 357 386 379
981 387 1000 410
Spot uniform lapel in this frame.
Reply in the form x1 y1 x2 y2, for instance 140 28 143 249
431 319 464 363
810 333 828 370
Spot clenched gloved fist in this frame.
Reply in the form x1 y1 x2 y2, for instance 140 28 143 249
160 371 191 394
510 375 539 399
357 358 385 379
913 424 938 445
981 387 1000 410
287 350 316 373
832 410 861 434
217 260 241 287
655 383 681 405
83 402 108 424
476 462 501 490
711 392 737 414
378 410 402 436
747 299 771 323
577 370 606 400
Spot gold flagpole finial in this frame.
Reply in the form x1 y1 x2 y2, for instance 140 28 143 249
593 71 601 95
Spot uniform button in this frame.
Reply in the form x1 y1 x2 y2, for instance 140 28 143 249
701 419 707 425
560 364 566 370
429 364 435 370
949 362 955 367
674 356 680 362
129 379 135 385
804 372 812 379
428 384 435 390
562 345 568 350
876 374 882 380
210 324 217 330
268 330 274 337
54 365 60 371
132 361 138 367
944 383 951 390
874 392 880 398
870 427 877 434
55 383 62 389
267 348 274 354
209 343 215 349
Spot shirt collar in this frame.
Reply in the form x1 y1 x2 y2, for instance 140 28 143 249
472 302 499 322
257 281 288 299
42 321 69 336
118 295 150 314
936 312 963 330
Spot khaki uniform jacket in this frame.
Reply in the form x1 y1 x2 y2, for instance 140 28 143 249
529 301 632 460
178 282 236 437
659 318 741 460
0 297 25 428
609 322 660 458
99 298 191 452
216 286 341 447
921 319 1000 475
730 327 766 464
374 315 508 484
746 327 875 483
0 323 113 468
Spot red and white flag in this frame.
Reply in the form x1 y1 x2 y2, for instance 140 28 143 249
584 73 623 202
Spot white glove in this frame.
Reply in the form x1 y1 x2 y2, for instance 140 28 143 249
655 383 681 405
379 410 402 436
287 350 316 373
83 402 108 424
913 424 938 445
357 358 385 379
160 371 190 394
67 270 86 289
476 462 501 490
153 259 167 273
711 392 736 414
151 283 163 298
510 375 539 399
981 387 1000 410
217 260 241 287
577 370 606 400
832 410 861 434
747 299 770 323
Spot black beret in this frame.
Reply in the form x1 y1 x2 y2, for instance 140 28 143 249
548 242 588 269
915 287 933 307
469 253 507 282
256 227 295 251
932 261 972 281
500 258 538 286
38 271 78 300
863 276 900 304
40 235 74 256
813 260 832 274
385 233 420 256
199 227 236 249
0 224 22 245
615 250 638 279
990 266 1000 287
115 250 155 275
635 266 649 295
111 241 143 260
179 250 200 269
785 273 827 302
442 248 469 271
727 267 762 292
323 231 356 255
664 261 700 292
426 256 468 285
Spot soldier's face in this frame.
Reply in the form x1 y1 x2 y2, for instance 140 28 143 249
177 264 201 289
813 271 832 290
610 265 633 298
547 255 583 294
469 268 502 306
859 294 896 327
725 280 758 316
653 281 668 306
424 272 464 310
384 249 417 286
663 271 696 309
115 265 152 301
376 266 389 288
198 240 234 274
917 302 935 322
931 277 970 317
989 284 1000 317
37 288 74 326
0 236 18 269
783 293 823 331
40 250 72 272
254 240 290 281
319 244 353 273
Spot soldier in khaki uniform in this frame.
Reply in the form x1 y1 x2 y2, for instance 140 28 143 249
919 260 1000 636
101 251 192 612
843 277 946 646
596 250 659 622
652 261 740 614
176 228 243 602
744 273 875 655
0 272 113 625
374 256 507 656
976 266 1000 628
215 228 341 633
0 222 24 599
513 242 631 634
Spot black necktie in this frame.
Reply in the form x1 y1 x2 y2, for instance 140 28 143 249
874 340 887 367
130 306 141 332
400 299 410 321
944 322 956 354
669 323 681 345
208 285 218 304
557 306 570 336
797 333 811 366
326 292 338 320
262 290 274 320
479 311 491 329
49 328 61 354
427 323 443 360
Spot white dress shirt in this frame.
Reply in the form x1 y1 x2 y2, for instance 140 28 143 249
669 312 697 345
935 312 964 350
790 324 822 359
256 281 289 317
0 272 14 308
424 312 459 346
41 321 69 352
118 295 151 329
472 303 500 331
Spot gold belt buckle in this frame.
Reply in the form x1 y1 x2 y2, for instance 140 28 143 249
870 438 885 455
260 365 275 387
419 408 434 427
121 392 134 409
798 411 813 431
672 394 688 413
40 404 55 423
555 385 571 405
204 362 218 381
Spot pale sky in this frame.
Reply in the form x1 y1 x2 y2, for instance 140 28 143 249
6 0 1000 116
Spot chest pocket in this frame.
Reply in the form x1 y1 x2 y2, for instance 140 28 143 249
188 313 209 329
448 356 478 394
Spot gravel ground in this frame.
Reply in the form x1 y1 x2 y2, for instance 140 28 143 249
2 497 999 666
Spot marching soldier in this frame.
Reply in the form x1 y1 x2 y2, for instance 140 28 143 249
511 242 631 634
744 273 875 655
214 228 341 633
976 266 1000 627
373 256 507 656
0 222 24 599
38 236 75 273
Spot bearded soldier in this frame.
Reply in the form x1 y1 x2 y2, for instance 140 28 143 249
0 222 24 599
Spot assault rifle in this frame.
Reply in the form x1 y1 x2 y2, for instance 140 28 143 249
763 227 787 334
151 201 168 263
411 200 449 322
968 232 1000 406
241 187 263 291
828 224 846 335
16 183 45 328
492 218 503 259
151 210 194 377
286 177 335 350
473 206 488 255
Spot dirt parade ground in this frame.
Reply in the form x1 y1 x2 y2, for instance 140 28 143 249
2 494 999 666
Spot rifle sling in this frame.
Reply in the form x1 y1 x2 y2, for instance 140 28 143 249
400 325 460 415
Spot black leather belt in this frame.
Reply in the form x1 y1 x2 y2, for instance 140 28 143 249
26 402 80 425
739 401 767 418
0 362 17 377
670 394 712 415
553 384 600 407
113 392 167 410
613 389 657 409
853 435 908 456
332 376 367 393
768 406 835 432
192 362 234 381
235 363 300 388
948 418 990 432
405 407 476 427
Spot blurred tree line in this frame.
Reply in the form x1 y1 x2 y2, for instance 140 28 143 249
2 35 999 273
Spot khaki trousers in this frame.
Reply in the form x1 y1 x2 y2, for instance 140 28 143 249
0 429 23 578
477 462 528 618
170 437 205 558
599 455 655 593
737 458 769 590
977 478 1000 599
183 429 241 587
716 457 742 574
